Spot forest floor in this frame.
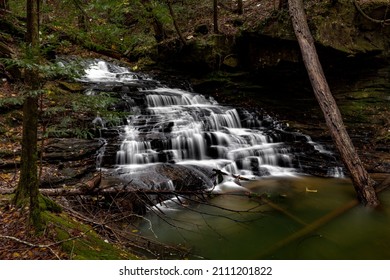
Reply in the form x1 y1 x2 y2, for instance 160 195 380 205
0 205 68 260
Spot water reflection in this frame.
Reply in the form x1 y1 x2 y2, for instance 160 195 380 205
140 176 390 259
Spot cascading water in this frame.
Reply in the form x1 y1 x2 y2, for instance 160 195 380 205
80 60 343 192
115 86 295 177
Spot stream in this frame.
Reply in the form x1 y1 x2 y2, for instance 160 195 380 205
79 60 390 259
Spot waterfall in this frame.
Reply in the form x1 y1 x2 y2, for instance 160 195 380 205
81 60 344 182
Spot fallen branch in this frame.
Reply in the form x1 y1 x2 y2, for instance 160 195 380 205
38 187 212 197
0 233 84 260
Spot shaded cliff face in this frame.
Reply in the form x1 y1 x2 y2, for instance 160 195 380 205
236 0 390 71
154 1 390 72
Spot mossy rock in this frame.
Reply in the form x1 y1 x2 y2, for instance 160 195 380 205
58 81 85 93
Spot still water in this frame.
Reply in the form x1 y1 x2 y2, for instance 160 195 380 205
140 176 390 259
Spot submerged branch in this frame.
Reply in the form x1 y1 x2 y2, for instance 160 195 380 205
256 199 359 259
256 174 390 258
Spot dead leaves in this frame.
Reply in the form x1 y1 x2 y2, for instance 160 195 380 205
0 206 67 260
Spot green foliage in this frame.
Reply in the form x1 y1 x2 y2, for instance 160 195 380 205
42 90 126 139
70 92 116 113
8 1 25 17
1 55 84 82
0 96 24 108
151 1 171 25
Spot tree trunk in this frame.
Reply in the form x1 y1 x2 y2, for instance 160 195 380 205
213 0 219 34
237 0 243 15
75 0 88 31
0 0 9 10
167 0 186 45
287 0 379 207
13 0 43 231
141 0 168 43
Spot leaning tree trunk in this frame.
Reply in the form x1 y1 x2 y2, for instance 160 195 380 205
287 0 379 207
13 0 43 231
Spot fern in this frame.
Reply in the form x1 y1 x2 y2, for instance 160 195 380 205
0 96 25 108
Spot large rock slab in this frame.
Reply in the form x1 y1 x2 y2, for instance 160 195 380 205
101 163 215 191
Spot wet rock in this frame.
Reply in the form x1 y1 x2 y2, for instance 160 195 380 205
39 138 104 187
102 163 215 191
40 160 96 188
43 138 104 162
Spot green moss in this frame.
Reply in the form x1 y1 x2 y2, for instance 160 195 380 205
39 195 62 213
42 212 138 260
58 81 85 93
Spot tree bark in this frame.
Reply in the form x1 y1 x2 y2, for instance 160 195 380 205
213 0 219 34
287 0 379 207
13 0 43 231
